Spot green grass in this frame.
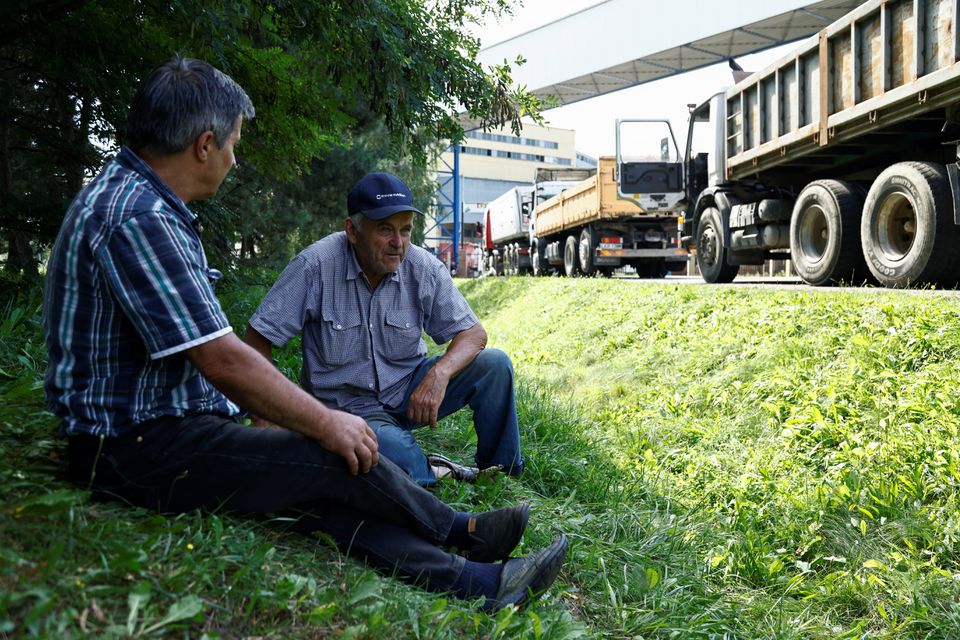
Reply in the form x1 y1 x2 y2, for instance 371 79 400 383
6 273 960 637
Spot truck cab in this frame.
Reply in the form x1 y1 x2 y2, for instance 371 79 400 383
614 119 687 215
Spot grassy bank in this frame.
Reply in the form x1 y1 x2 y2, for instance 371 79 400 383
458 277 960 638
5 274 960 638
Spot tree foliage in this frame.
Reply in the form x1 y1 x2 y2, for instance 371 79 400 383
0 0 544 273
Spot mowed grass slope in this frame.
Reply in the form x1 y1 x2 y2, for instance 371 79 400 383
5 274 960 638
458 277 960 638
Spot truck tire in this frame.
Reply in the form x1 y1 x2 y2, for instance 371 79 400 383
665 260 687 275
861 162 960 287
790 179 867 286
578 226 598 276
563 234 581 277
696 207 739 283
634 260 667 278
531 239 548 276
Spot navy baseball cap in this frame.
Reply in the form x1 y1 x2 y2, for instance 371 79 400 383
348 172 423 220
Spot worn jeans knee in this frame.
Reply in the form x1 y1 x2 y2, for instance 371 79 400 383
365 413 435 486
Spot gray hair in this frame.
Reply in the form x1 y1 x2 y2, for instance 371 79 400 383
126 55 255 155
348 212 365 232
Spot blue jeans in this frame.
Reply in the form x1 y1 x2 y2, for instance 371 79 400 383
65 414 467 592
364 348 525 486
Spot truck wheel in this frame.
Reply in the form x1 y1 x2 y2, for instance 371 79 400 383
578 227 598 276
696 207 739 283
665 260 687 275
563 235 581 277
531 239 546 276
861 162 960 287
790 179 867 286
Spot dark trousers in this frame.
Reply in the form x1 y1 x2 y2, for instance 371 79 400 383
65 414 466 591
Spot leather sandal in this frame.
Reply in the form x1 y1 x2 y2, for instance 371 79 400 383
427 453 480 483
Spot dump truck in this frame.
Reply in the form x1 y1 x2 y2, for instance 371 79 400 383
682 0 960 287
530 120 690 277
482 186 534 276
482 171 589 276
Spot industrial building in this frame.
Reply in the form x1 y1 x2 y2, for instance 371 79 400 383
430 122 596 273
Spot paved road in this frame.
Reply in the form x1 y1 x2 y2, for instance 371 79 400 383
618 274 960 296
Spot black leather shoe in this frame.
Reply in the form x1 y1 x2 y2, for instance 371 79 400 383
484 534 568 611
465 504 531 562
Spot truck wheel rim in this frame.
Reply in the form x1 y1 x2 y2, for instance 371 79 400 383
797 204 828 264
700 225 719 267
875 192 915 262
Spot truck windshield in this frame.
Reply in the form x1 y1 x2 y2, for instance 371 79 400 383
618 121 680 163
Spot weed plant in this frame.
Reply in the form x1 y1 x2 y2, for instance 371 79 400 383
6 271 960 638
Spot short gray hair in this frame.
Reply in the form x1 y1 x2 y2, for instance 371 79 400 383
126 55 255 155
348 212 365 232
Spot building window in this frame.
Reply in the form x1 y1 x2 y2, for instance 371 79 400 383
465 130 560 150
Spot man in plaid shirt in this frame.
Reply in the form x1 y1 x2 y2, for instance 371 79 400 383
44 56 566 610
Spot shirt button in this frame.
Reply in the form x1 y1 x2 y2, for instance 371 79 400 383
336 324 342 330
405 322 411 328
368 383 374 389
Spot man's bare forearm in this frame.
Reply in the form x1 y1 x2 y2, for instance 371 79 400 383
433 322 487 381
187 332 378 473
243 324 275 363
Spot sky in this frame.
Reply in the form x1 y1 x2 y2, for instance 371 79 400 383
474 0 795 159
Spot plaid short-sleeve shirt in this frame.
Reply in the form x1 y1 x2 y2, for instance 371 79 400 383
249 232 478 416
44 147 239 436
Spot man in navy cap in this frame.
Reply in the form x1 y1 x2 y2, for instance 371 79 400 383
245 172 525 485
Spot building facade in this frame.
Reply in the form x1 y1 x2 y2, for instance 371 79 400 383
429 122 596 273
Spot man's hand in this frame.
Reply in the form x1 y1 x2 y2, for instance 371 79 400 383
406 367 450 427
319 409 380 475
189 332 379 474
250 414 281 429
406 323 487 427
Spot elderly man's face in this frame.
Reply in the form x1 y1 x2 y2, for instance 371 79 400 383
346 211 415 286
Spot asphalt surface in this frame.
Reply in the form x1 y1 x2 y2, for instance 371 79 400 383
618 274 960 296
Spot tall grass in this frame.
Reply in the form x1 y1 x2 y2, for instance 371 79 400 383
6 272 960 637
0 277 584 639
459 277 960 638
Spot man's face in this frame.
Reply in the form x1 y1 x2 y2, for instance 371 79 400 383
202 117 242 198
346 211 415 284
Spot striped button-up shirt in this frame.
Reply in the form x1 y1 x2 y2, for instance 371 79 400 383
249 232 478 416
44 147 239 437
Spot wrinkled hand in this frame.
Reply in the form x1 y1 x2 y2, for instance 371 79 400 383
250 414 281 430
318 409 379 475
406 367 449 428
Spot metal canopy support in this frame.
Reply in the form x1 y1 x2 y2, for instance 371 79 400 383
427 144 461 273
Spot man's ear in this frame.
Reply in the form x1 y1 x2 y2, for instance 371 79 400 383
344 217 358 244
193 131 216 162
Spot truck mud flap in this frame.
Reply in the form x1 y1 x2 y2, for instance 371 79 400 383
949 163 960 227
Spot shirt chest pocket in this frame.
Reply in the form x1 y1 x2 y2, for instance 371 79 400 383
381 308 423 360
319 311 363 365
